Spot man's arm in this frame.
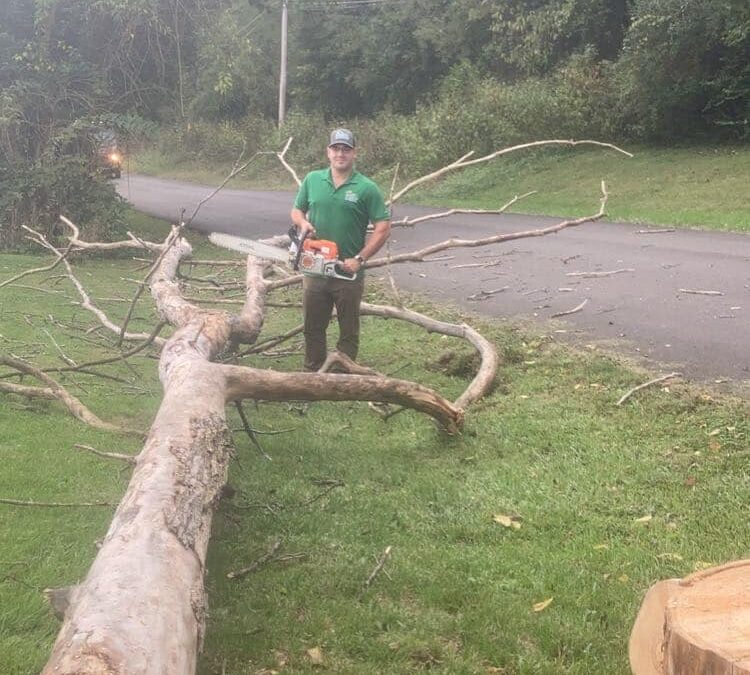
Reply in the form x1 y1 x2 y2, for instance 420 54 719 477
291 175 315 237
359 219 390 261
290 207 315 238
341 219 391 274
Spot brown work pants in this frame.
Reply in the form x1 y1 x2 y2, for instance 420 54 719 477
302 274 364 371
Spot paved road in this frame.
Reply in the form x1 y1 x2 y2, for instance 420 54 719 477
117 174 750 391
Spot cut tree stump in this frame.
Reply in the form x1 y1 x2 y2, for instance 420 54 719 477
629 560 750 674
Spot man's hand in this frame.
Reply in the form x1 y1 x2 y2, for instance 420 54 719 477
341 257 363 274
297 221 315 238
291 207 315 238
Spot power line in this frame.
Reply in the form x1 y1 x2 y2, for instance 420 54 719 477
292 0 401 10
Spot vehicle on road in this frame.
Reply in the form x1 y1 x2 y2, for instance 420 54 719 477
94 130 123 178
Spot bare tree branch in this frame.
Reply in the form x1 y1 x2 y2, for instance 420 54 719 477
358 545 393 599
360 303 499 410
0 498 114 508
118 226 183 345
551 298 589 318
617 372 681 406
678 289 724 296
0 354 137 434
74 443 137 465
226 540 282 580
392 192 537 228
389 140 630 203
275 136 302 186
42 321 167 374
185 148 263 227
60 215 164 253
365 181 610 270
565 268 634 278
0 228 74 289
221 366 462 432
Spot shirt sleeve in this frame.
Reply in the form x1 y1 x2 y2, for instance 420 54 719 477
293 175 310 211
365 183 390 223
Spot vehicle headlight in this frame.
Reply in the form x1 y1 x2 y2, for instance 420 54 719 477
109 152 121 163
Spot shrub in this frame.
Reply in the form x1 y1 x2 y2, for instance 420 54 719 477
0 157 126 249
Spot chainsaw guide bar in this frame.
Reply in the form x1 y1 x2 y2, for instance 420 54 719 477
208 233 289 262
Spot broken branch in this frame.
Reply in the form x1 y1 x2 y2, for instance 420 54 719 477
227 540 282 580
617 372 681 406
551 298 589 318
678 289 724 296
358 545 393 599
0 354 138 434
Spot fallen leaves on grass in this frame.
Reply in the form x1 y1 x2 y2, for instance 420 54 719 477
493 514 522 530
657 552 683 561
693 560 716 571
305 647 324 666
532 597 553 612
634 514 653 524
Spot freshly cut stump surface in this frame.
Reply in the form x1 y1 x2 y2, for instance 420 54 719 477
629 560 750 674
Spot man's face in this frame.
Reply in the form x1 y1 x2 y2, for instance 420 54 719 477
327 143 356 172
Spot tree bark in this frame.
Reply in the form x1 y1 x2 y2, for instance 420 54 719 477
629 560 750 674
42 234 244 673
41 231 463 673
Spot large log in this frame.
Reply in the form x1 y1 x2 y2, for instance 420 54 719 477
41 232 463 673
629 560 750 674
41 233 246 673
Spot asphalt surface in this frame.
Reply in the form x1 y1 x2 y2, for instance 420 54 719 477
117 174 750 392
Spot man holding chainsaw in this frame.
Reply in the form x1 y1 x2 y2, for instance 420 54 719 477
291 128 391 371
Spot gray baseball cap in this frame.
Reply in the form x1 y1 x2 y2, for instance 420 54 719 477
328 128 355 148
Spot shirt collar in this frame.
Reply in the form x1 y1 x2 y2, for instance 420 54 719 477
326 168 358 187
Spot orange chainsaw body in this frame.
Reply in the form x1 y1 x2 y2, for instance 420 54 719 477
302 238 338 261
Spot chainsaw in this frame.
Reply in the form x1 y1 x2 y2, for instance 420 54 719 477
208 227 356 281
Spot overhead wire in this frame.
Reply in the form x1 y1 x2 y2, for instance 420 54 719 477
291 0 401 10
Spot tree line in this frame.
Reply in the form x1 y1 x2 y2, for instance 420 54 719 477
1 0 748 246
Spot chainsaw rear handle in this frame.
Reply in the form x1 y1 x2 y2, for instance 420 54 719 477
330 263 356 281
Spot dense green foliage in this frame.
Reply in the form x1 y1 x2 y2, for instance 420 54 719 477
0 0 204 245
284 0 748 141
145 0 748 179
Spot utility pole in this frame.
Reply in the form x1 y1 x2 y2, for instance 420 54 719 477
278 0 288 128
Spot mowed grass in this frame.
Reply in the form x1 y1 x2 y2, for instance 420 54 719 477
1 213 749 674
408 144 750 232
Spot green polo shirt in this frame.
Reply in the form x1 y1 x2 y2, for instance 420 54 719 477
293 168 390 259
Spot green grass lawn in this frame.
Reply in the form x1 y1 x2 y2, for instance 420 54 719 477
1 213 748 674
135 143 750 232
407 144 750 232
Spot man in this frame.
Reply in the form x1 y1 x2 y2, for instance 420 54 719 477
291 128 391 371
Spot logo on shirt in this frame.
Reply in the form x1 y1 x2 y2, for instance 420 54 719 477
344 190 359 204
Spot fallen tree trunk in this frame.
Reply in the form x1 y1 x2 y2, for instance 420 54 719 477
42 234 247 673
629 560 750 674
42 231 462 673
31 137 623 671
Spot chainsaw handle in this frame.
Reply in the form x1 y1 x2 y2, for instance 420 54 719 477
331 262 357 281
288 226 310 271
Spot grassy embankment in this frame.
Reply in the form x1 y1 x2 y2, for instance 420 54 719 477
1 211 748 674
135 143 750 232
